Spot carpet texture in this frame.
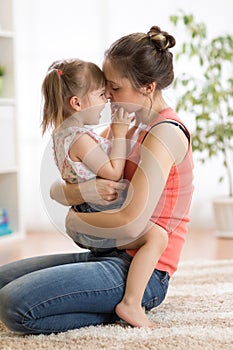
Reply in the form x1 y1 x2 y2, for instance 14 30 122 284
0 259 233 350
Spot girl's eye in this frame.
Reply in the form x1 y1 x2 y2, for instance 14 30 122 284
112 87 119 91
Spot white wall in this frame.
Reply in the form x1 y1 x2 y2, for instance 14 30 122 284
13 0 233 231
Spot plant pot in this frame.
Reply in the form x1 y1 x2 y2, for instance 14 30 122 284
213 196 233 238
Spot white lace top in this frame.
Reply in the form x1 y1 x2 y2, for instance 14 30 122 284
53 125 112 183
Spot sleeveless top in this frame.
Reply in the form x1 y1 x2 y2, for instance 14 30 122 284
53 125 112 183
124 108 194 277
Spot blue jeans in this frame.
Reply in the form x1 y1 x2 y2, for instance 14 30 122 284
0 250 170 334
72 195 125 252
71 202 118 251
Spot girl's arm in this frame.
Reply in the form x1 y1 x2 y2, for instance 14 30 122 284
99 126 110 138
69 107 133 181
66 123 189 240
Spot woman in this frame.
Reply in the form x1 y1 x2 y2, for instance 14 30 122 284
0 26 194 334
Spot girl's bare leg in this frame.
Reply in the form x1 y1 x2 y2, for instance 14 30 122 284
115 225 168 328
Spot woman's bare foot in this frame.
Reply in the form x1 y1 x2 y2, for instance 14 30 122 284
115 300 156 328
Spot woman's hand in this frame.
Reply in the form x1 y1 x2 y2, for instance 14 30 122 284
50 178 127 206
79 178 127 205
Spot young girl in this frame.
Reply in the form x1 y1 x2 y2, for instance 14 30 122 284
42 58 131 252
41 58 168 328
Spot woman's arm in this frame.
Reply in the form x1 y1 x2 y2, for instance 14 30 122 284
66 123 189 239
50 178 127 206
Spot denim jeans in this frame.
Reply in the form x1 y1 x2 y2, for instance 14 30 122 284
71 195 125 252
71 202 118 251
0 250 170 334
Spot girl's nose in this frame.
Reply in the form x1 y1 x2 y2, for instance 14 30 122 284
105 87 112 100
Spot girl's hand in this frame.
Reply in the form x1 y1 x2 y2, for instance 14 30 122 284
111 107 134 138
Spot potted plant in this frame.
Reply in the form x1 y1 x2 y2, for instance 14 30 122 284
169 11 233 237
0 64 5 96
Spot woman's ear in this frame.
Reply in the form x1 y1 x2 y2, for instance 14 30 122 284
141 82 156 95
70 96 81 111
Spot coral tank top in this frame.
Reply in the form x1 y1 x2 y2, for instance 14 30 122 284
124 108 194 277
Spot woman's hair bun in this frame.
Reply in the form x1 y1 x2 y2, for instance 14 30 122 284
147 26 176 51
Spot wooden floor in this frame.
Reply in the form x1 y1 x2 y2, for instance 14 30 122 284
0 228 233 265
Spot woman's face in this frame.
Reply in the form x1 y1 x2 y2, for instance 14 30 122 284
103 60 147 114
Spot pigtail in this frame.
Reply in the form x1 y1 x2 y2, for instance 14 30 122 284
41 68 64 135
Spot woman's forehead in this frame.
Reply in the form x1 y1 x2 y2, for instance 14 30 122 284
103 60 121 82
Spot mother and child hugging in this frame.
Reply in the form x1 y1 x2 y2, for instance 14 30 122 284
0 26 193 334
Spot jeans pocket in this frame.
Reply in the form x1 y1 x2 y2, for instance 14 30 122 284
144 296 159 310
143 270 170 311
160 271 170 296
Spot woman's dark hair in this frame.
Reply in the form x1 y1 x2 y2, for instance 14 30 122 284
104 26 176 91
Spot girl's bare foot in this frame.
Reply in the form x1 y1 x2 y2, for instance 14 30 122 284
115 300 156 328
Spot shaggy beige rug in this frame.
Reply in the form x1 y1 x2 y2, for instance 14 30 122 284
0 259 233 350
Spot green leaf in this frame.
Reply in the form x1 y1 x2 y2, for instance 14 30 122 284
169 11 233 195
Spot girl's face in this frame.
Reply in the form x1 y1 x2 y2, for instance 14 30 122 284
103 60 148 115
79 86 107 124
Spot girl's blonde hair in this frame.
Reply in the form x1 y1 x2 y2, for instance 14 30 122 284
41 58 105 135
